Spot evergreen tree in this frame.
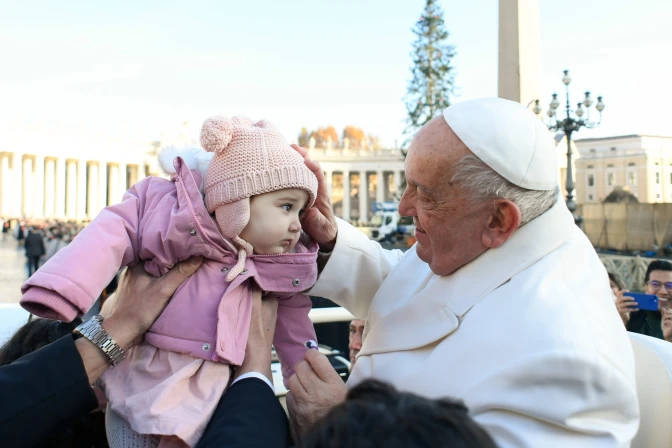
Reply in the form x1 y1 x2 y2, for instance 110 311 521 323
405 0 456 138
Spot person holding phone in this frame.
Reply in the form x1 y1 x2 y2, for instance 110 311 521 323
616 260 672 339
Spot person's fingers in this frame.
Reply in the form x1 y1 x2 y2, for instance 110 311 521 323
294 359 318 391
159 256 203 296
288 373 308 397
290 144 309 159
304 348 341 383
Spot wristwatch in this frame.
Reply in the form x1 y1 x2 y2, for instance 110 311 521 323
73 314 126 366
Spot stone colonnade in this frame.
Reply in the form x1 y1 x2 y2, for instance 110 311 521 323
323 169 405 223
0 151 146 220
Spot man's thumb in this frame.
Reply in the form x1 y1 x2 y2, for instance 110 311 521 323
164 256 203 287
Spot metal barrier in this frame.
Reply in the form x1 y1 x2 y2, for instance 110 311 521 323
599 254 655 291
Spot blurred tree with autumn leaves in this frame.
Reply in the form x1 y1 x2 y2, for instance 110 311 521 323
298 125 381 150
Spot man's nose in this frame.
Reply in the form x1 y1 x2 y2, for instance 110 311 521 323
349 335 362 350
398 188 414 217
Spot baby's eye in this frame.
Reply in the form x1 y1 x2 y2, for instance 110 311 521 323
281 204 293 212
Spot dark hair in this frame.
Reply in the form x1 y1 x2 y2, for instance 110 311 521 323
0 317 81 366
0 318 108 448
299 379 497 448
608 272 624 291
645 260 672 283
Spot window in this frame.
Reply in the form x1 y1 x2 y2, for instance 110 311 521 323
607 164 614 168
587 165 594 169
657 193 661 199
588 174 595 187
588 194 594 201
670 173 672 185
656 172 661 184
655 162 660 166
607 173 615 186
590 149 596 153
611 147 617 151
628 171 637 186
628 162 636 167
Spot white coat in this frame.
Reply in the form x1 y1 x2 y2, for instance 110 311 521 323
311 199 639 447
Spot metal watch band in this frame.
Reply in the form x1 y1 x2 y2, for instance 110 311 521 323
73 314 126 366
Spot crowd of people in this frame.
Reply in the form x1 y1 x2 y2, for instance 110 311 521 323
1 218 86 277
0 98 668 447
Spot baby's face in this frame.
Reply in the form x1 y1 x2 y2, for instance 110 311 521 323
239 189 309 255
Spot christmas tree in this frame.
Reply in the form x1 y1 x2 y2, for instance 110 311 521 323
405 0 456 138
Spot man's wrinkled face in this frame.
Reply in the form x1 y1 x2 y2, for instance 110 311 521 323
398 117 491 276
348 319 365 367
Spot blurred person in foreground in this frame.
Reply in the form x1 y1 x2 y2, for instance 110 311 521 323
298 378 497 448
288 98 638 447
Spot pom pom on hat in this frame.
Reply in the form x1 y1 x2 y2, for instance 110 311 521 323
200 116 234 153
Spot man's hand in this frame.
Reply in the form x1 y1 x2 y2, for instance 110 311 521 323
234 286 278 384
78 257 203 384
614 289 637 326
286 349 347 440
291 144 338 251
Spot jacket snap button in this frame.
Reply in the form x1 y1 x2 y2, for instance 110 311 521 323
221 266 228 272
189 228 197 236
241 269 248 275
202 343 210 351
292 279 300 287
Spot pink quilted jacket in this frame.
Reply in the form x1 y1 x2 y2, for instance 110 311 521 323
21 156 318 380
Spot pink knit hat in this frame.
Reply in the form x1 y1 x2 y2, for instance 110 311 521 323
200 115 318 280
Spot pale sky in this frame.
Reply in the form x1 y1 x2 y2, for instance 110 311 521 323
1 0 670 154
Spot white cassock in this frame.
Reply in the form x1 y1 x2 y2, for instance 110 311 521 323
310 199 639 447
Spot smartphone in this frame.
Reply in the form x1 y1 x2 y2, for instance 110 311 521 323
623 292 659 311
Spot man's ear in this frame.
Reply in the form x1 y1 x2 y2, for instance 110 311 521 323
481 199 522 249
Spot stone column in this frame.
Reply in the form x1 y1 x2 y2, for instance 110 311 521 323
393 171 402 200
98 161 108 214
0 154 9 216
359 171 369 224
13 152 24 217
66 161 78 219
376 170 385 205
22 156 33 217
44 159 56 217
324 170 333 203
342 171 351 222
498 0 542 105
87 163 98 220
136 161 146 182
77 160 87 221
118 162 127 199
34 155 45 218
108 164 119 205
55 158 66 219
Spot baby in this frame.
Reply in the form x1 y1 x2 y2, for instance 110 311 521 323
21 116 319 447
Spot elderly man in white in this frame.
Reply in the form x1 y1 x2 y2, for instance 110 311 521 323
288 97 639 447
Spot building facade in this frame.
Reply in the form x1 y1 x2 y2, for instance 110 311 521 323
308 142 405 224
574 135 672 204
0 148 153 221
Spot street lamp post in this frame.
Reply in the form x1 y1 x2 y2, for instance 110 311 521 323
533 70 605 226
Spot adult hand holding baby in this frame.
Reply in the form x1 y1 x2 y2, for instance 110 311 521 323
291 144 338 252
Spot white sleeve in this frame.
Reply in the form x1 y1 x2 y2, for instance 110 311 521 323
231 372 274 392
309 218 406 319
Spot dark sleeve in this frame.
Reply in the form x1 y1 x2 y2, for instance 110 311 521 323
0 335 98 448
197 377 290 448
626 310 645 333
